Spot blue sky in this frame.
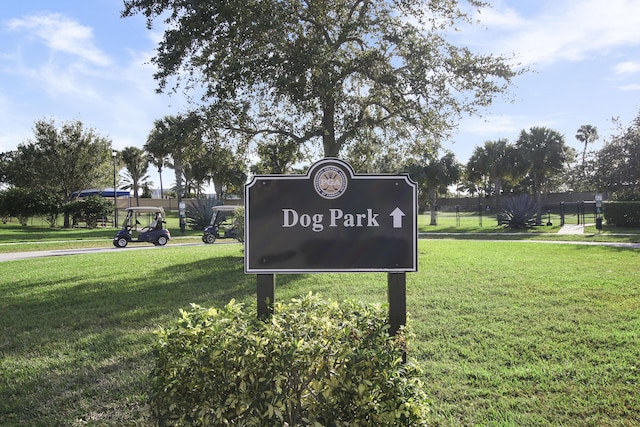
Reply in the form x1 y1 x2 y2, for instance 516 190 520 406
1 0 640 188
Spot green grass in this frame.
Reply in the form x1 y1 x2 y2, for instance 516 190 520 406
419 211 640 243
1 240 639 426
0 213 204 253
2 212 639 255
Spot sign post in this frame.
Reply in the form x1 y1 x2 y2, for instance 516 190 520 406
595 193 603 231
245 158 417 337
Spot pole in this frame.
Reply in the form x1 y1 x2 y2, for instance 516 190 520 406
388 272 407 362
112 150 118 227
257 274 275 319
388 273 406 336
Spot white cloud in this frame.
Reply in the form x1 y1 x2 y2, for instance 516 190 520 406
462 114 521 136
618 84 640 91
474 4 525 30
6 13 111 66
614 61 640 75
470 0 640 67
2 13 115 99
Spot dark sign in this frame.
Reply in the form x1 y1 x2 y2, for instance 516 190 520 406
245 158 417 273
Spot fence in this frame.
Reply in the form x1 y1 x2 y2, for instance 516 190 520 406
432 195 602 227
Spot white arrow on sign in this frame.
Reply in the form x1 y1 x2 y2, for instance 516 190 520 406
389 207 405 228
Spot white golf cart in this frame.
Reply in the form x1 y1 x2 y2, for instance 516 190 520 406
113 206 171 248
202 205 242 244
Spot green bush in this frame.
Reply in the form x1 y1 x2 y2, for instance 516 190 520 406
148 294 429 426
603 201 640 227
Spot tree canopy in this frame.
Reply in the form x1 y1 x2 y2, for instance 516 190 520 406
591 112 640 199
516 127 573 194
466 138 520 197
122 0 519 158
1 118 112 201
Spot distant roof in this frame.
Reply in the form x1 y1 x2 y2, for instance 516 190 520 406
72 188 130 198
212 205 239 212
125 206 165 214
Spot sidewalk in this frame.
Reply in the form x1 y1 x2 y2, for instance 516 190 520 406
557 224 586 235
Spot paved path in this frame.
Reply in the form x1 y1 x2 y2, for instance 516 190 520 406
0 242 206 262
557 224 586 235
1 232 637 263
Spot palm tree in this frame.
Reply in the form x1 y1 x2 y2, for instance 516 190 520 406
120 146 150 206
147 152 169 198
407 151 462 226
146 114 203 201
516 127 572 224
466 139 522 198
181 164 206 198
575 124 598 177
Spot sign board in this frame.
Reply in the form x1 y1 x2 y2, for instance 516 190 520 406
245 158 417 273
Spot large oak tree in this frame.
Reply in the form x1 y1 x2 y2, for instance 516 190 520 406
122 0 519 158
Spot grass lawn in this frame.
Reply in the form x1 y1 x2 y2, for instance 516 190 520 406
1 239 639 426
0 213 204 253
2 212 639 255
419 211 640 244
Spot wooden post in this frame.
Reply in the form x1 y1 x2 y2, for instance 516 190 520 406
388 272 407 362
387 273 406 336
257 274 275 319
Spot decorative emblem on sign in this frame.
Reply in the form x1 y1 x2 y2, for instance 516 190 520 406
314 165 348 199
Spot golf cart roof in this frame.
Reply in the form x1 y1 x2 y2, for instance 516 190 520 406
212 205 239 212
125 206 165 214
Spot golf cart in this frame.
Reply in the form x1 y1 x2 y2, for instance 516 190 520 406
113 206 170 248
202 205 242 244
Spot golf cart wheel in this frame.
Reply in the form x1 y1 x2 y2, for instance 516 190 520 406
204 233 216 244
115 237 128 248
156 236 168 246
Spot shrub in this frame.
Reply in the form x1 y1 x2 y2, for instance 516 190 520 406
63 196 113 228
500 194 537 229
148 294 429 426
603 201 640 227
231 206 244 242
185 198 218 230
0 187 61 226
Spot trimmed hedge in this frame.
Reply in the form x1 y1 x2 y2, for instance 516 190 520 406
148 294 429 426
603 201 640 227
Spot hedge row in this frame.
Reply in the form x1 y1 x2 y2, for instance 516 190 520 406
604 201 640 227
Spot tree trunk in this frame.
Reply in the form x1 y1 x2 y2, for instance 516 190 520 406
322 103 338 157
134 178 140 207
158 168 164 198
214 181 224 202
174 158 184 202
494 177 503 196
535 191 543 225
429 189 438 226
